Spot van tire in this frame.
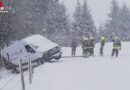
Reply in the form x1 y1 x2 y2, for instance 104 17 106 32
37 59 41 65
37 58 44 65
43 55 50 62
12 66 18 73
44 58 51 62
40 59 44 64
55 54 61 60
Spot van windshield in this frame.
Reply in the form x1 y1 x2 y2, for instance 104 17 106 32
25 45 36 53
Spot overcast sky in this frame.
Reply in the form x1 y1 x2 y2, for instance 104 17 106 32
59 0 130 28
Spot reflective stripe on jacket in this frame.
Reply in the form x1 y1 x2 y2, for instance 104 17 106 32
113 46 120 49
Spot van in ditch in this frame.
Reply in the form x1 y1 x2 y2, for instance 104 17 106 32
1 40 43 72
1 34 62 72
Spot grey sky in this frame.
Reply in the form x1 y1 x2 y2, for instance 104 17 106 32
59 0 130 28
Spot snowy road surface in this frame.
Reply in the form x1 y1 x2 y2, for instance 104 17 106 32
0 42 130 90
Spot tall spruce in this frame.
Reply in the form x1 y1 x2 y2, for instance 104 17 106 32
42 0 70 46
105 0 120 39
0 0 51 41
81 0 96 37
72 0 82 41
72 0 96 42
119 3 130 40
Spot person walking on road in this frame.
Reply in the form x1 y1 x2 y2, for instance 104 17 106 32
71 40 77 56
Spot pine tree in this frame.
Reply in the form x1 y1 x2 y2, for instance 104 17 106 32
72 0 96 42
11 0 49 40
0 0 12 46
72 0 82 40
0 0 51 41
81 0 96 38
105 0 120 39
42 0 70 46
119 3 130 40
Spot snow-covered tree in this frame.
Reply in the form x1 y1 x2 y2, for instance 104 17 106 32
104 0 130 41
11 0 49 40
81 0 96 38
0 0 71 46
72 0 96 42
104 0 120 39
0 0 14 46
42 0 70 46
98 24 105 36
118 3 130 40
72 0 82 40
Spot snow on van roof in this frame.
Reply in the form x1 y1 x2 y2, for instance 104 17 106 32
23 34 58 52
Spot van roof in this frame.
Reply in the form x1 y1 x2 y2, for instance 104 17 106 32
23 34 58 52
1 41 27 51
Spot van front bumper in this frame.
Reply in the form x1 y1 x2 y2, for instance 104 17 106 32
51 51 62 60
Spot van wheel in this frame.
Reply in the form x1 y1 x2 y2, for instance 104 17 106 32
43 55 50 62
40 58 44 64
12 67 18 73
37 59 41 65
37 58 44 65
55 55 61 60
44 57 51 62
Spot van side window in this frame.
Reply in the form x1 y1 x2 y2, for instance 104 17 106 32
25 45 36 53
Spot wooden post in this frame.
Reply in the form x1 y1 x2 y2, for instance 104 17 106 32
28 57 32 84
0 51 2 67
0 49 3 67
20 58 25 90
30 57 34 76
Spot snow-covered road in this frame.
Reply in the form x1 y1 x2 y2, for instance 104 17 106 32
26 57 130 90
0 42 130 90
26 42 130 90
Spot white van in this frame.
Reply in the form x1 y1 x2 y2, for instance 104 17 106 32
1 40 43 72
1 34 62 72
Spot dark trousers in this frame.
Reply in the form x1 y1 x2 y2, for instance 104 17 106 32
72 48 76 56
111 49 119 57
90 48 94 56
100 47 104 55
84 49 90 57
82 48 85 55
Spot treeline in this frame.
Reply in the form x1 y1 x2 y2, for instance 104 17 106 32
0 0 130 47
0 0 71 47
99 0 130 41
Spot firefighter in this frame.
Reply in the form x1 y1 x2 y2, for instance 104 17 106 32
100 36 105 56
111 36 121 58
71 40 77 56
89 38 96 56
83 37 90 57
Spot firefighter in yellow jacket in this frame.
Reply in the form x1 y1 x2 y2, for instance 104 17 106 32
111 36 121 58
82 37 90 57
100 36 105 56
89 38 96 56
